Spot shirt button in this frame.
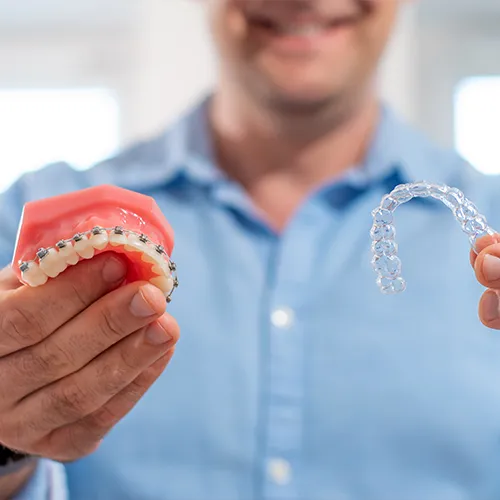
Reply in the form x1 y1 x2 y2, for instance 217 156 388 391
271 307 295 329
267 458 292 485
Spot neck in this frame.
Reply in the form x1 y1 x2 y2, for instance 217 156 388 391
208 81 380 230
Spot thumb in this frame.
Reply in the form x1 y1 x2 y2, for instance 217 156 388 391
0 265 24 292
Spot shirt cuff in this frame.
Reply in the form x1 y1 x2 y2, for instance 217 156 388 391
12 459 68 500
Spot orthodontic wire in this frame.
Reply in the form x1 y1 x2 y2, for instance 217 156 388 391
19 226 179 302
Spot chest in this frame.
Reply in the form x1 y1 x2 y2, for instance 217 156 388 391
68 194 500 499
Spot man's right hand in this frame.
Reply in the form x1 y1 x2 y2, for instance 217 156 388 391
0 252 179 465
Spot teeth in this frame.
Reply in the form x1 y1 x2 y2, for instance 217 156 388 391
109 230 128 247
141 250 157 264
21 262 48 287
22 229 177 302
38 248 68 278
89 230 109 250
141 247 167 273
73 234 95 259
150 275 174 295
151 259 170 277
279 24 323 35
124 233 150 253
56 241 80 265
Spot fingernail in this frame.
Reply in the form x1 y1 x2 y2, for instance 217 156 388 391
483 254 500 282
145 317 172 345
102 256 127 283
483 291 500 322
130 284 163 317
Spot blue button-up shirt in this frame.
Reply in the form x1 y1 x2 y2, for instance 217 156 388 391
6 96 500 500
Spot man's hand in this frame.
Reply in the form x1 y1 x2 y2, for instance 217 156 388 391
471 234 500 328
0 253 179 478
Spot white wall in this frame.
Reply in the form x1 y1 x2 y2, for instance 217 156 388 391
417 15 500 149
378 4 419 125
129 0 216 143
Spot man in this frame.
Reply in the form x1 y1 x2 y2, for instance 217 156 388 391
2 0 500 499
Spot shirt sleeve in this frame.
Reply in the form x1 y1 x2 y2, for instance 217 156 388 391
11 459 68 500
0 177 26 268
0 162 86 268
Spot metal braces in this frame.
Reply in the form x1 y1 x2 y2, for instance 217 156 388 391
370 181 497 295
19 225 179 302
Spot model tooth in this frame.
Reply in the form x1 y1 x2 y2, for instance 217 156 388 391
151 260 170 277
141 248 157 264
56 240 80 265
38 248 68 278
124 233 149 253
150 275 174 295
89 230 109 250
73 234 95 259
21 262 49 287
109 231 128 246
141 247 168 271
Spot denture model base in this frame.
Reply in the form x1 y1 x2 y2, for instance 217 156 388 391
370 181 497 295
12 185 178 302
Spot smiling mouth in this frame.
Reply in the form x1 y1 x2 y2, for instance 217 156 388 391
248 15 360 37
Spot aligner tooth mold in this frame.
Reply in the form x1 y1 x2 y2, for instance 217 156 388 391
12 185 179 302
370 180 498 295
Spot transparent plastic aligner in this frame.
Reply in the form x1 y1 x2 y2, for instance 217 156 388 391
370 181 497 294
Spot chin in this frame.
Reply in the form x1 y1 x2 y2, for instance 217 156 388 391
257 77 341 113
269 91 331 111
250 59 349 109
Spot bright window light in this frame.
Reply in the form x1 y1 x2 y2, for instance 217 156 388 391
0 88 120 192
454 76 500 175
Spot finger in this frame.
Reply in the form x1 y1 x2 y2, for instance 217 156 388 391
42 349 174 461
13 315 177 440
0 252 127 355
469 233 500 268
478 289 500 329
474 243 500 289
3 282 172 399
0 265 24 291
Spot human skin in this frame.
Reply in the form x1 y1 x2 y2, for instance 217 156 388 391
471 236 500 329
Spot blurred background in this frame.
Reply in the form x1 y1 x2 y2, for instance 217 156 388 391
0 0 499 192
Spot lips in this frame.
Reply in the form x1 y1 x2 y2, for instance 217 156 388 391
245 10 363 48
242 0 366 38
250 14 359 29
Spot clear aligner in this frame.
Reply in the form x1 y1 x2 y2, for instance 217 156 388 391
370 181 497 295
18 226 179 302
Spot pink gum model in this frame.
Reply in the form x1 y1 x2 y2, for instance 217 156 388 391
12 185 178 301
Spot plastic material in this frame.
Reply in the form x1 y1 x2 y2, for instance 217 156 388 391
12 185 178 300
370 181 497 294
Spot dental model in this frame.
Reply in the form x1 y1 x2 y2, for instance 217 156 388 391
370 181 497 294
12 185 178 302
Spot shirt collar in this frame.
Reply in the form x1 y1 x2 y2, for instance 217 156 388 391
318 104 460 209
105 94 220 193
162 95 223 186
116 94 460 207
338 105 457 187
